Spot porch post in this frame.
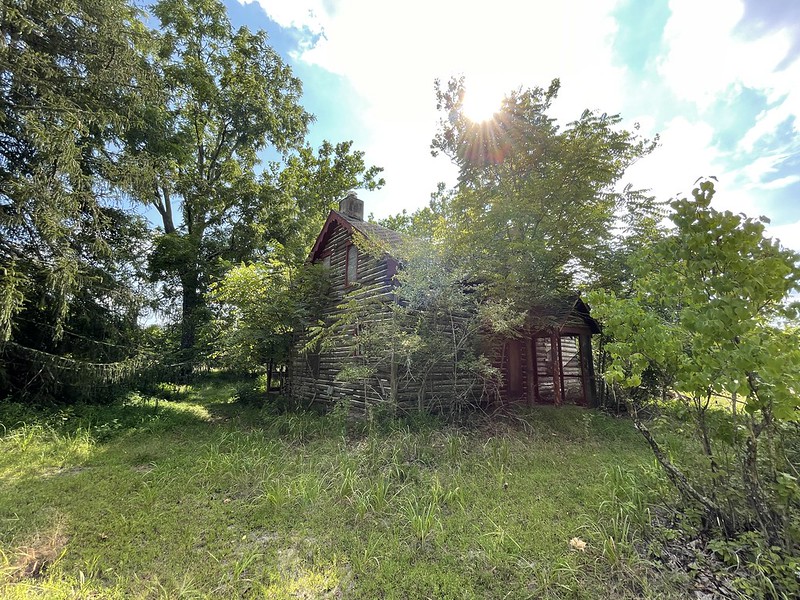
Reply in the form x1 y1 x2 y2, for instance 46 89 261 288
525 335 535 406
551 331 562 406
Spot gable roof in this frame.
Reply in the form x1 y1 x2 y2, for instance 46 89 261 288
308 210 405 262
306 211 599 334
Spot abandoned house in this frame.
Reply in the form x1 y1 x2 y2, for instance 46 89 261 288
289 192 599 413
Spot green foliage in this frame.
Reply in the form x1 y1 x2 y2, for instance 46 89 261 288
589 179 800 581
590 179 800 417
265 140 385 262
120 0 383 355
0 0 160 401
307 233 503 414
119 0 310 351
708 531 800 599
427 76 658 307
208 258 330 373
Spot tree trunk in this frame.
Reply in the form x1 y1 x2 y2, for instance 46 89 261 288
742 428 780 546
180 269 201 353
628 399 734 536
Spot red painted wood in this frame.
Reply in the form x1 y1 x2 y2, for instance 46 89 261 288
551 332 562 406
508 340 522 399
307 211 354 263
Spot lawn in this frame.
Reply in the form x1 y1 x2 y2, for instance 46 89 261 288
0 377 688 598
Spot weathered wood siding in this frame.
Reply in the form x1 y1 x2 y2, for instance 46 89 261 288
289 220 479 415
290 213 597 413
291 221 391 411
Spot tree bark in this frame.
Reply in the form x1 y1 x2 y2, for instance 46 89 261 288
180 268 200 352
628 400 734 536
742 427 780 546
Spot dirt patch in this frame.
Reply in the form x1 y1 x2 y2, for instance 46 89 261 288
7 527 68 582
131 464 155 474
40 466 89 478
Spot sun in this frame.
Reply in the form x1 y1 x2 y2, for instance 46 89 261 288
462 88 501 123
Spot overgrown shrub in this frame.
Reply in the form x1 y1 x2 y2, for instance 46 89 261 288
590 180 800 595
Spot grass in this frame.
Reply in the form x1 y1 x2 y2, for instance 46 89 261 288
0 376 690 598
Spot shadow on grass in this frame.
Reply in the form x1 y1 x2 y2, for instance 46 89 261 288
0 396 211 442
0 375 674 599
1 370 648 458
0 372 257 441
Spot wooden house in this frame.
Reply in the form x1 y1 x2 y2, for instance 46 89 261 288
289 192 599 413
486 298 599 407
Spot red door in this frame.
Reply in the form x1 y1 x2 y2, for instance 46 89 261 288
507 340 523 400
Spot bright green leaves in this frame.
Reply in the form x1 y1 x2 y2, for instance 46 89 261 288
208 259 330 372
1 0 157 343
428 76 658 310
593 180 800 560
0 263 29 342
590 179 800 421
119 0 382 353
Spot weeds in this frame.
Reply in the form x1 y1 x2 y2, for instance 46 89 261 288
0 384 690 598
404 499 440 547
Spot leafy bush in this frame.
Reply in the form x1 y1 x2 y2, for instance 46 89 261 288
590 180 800 589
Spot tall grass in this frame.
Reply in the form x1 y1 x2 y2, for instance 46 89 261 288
0 380 690 598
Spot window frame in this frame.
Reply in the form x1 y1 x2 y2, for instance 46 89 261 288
345 242 358 286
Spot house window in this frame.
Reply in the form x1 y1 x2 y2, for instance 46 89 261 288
346 244 358 285
322 254 331 269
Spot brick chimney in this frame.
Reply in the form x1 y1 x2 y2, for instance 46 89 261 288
338 190 364 221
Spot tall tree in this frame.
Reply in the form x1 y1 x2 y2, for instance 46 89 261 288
1 0 159 400
123 0 381 356
430 77 657 308
121 0 309 353
0 0 154 342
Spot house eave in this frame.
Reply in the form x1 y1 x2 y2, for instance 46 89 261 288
307 211 355 263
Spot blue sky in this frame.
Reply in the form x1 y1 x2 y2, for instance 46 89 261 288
227 0 800 250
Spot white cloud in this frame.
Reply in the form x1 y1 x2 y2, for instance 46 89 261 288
622 116 792 222
647 0 800 227
761 175 800 190
740 154 791 186
659 0 793 108
625 116 721 200
766 220 800 253
241 0 627 217
239 0 326 34
244 0 799 232
658 0 800 162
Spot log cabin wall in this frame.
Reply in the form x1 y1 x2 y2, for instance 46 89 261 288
290 199 599 414
290 210 481 415
290 217 395 413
